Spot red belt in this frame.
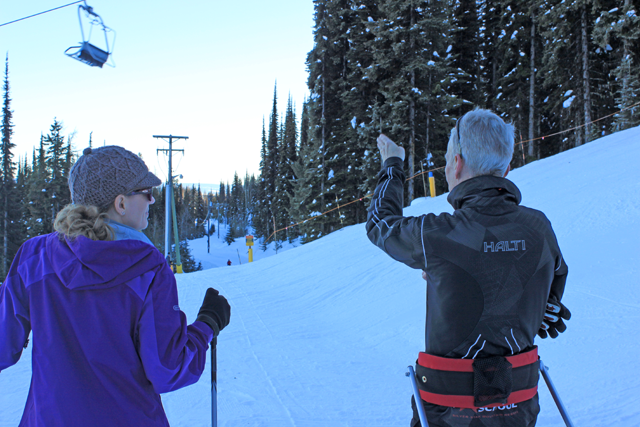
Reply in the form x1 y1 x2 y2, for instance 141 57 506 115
415 347 539 409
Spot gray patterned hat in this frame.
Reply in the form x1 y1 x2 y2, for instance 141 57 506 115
69 145 162 208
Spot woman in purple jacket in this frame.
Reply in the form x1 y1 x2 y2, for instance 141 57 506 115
0 146 230 426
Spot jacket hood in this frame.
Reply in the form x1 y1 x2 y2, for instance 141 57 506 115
447 175 522 211
46 234 165 291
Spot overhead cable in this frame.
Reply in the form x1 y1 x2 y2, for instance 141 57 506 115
0 1 84 28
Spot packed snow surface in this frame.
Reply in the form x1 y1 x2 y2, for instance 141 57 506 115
2 126 639 426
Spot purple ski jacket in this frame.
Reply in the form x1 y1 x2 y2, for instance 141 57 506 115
0 233 214 426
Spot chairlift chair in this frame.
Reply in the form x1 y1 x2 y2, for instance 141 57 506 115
65 1 115 68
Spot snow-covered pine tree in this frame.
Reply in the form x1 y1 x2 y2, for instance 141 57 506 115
265 84 280 235
288 100 324 243
224 223 235 245
195 184 207 238
449 0 483 117
538 0 596 151
592 0 640 131
369 0 457 202
178 240 202 272
411 0 459 198
306 0 373 234
253 119 270 243
243 172 257 235
306 0 336 238
273 103 290 237
347 1 384 203
481 0 504 112
489 0 542 163
280 96 299 242
334 0 381 224
225 181 231 227
228 172 246 238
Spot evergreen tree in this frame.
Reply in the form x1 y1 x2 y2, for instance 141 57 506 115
195 184 207 237
538 0 597 150
449 0 483 115
265 84 280 233
44 118 72 224
228 172 246 238
243 172 256 235
305 0 335 238
224 224 235 245
592 0 640 131
278 96 299 241
490 0 542 162
179 240 202 272
368 0 457 201
177 183 190 240
1 55 22 276
288 114 323 243
144 185 165 252
15 157 30 247
25 136 49 237
253 119 270 241
305 0 368 235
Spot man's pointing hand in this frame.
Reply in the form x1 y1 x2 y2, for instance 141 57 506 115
377 134 405 164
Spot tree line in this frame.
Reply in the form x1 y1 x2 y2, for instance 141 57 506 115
2 1 638 268
0 54 261 273
249 0 639 245
0 57 240 274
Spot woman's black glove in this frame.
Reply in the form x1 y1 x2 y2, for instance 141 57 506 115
196 288 230 337
538 297 571 339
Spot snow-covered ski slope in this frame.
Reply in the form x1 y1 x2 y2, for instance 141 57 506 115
2 126 639 426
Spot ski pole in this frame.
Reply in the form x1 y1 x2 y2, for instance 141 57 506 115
539 358 575 427
211 337 217 427
406 366 430 427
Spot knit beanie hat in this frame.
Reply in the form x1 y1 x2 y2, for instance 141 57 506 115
69 145 162 208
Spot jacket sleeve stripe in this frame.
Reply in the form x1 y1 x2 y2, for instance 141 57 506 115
371 167 395 227
420 216 428 269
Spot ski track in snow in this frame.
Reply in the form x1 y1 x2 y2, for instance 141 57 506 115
1 126 639 426
225 278 298 427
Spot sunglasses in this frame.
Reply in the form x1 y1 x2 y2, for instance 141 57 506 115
455 116 464 157
126 188 154 202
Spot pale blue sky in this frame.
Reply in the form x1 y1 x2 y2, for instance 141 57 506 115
1 1 315 187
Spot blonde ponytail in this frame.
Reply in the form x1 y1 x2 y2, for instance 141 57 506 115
54 204 115 241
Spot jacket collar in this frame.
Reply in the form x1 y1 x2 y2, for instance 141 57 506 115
108 221 154 245
447 175 522 210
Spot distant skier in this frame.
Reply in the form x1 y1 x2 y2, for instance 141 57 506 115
366 109 571 427
0 146 231 426
227 259 232 266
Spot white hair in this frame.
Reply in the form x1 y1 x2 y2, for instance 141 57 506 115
447 108 515 177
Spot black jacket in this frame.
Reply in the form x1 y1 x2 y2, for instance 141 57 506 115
366 157 568 359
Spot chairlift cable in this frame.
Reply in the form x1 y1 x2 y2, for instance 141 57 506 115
0 1 84 28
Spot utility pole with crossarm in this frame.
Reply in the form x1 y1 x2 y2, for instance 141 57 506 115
154 135 188 267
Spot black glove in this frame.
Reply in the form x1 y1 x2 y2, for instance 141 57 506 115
196 288 230 337
537 297 571 339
